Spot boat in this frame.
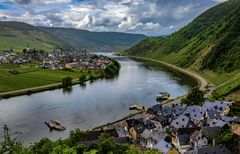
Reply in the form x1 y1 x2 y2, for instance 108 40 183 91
156 92 170 101
44 120 66 131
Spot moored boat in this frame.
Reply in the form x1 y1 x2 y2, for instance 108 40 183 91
45 120 66 131
156 92 170 101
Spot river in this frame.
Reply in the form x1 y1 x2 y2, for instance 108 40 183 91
0 54 197 144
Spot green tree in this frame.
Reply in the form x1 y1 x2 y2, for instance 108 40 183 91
0 125 32 154
79 75 86 82
31 138 54 154
62 77 73 86
181 87 204 105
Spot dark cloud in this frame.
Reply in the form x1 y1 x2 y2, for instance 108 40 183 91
0 16 7 20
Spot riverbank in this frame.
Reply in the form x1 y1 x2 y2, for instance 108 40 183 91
0 58 120 99
0 74 103 99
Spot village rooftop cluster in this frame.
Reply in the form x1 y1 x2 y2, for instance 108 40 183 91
0 49 111 70
79 100 239 154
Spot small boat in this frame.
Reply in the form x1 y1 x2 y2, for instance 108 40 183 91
156 92 170 101
45 120 66 131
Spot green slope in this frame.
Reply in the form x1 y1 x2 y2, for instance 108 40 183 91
126 0 240 100
0 21 146 52
0 21 59 52
38 27 147 51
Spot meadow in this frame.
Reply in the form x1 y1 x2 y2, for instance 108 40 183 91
0 63 102 93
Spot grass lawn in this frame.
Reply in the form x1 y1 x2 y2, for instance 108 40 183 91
0 63 102 93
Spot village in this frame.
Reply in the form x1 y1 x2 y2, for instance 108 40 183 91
0 49 111 70
71 99 239 154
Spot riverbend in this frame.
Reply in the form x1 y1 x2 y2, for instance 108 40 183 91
0 54 197 144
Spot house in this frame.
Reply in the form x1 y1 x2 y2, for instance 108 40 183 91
205 110 227 127
172 127 221 153
189 129 208 149
171 104 187 120
154 139 172 154
172 127 200 153
155 114 170 127
183 105 205 126
65 62 79 69
185 146 232 154
203 101 231 115
129 124 145 140
201 127 222 147
147 104 162 115
142 118 156 130
140 129 167 148
232 119 240 136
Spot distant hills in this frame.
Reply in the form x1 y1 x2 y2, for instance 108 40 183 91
0 21 147 52
38 27 147 51
127 0 240 73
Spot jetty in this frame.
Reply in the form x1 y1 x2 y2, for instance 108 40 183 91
129 104 145 111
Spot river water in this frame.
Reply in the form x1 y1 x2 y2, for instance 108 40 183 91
0 54 197 144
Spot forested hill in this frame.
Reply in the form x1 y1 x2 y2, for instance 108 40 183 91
38 27 147 51
126 0 240 73
0 21 59 52
0 21 147 52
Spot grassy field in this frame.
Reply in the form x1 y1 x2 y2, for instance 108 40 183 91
199 70 240 85
0 63 102 93
211 77 240 100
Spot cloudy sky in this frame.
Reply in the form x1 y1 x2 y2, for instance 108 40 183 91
0 0 226 36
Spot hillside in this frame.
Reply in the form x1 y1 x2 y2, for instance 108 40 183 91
0 21 59 52
38 27 147 51
126 0 240 100
0 21 146 52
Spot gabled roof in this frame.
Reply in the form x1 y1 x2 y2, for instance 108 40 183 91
190 130 200 142
155 139 172 154
148 104 162 114
133 124 145 134
221 115 234 122
207 110 220 120
184 105 205 121
171 114 189 129
209 119 226 128
203 101 230 114
201 127 221 139
141 129 166 142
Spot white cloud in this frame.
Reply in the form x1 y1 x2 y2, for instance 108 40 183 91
0 0 225 35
